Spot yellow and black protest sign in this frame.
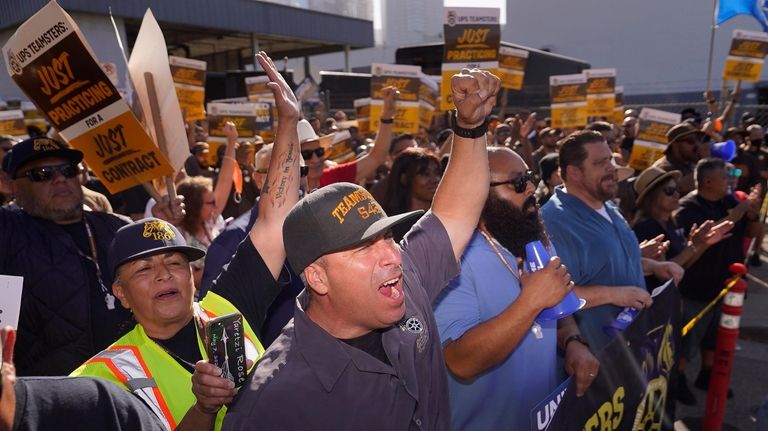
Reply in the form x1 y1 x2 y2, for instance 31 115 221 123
723 29 768 81
354 98 371 134
21 101 48 133
441 7 500 111
498 46 528 90
628 108 680 172
170 56 206 121
370 63 421 133
550 73 588 128
3 1 173 193
585 68 616 118
613 86 625 125
245 76 272 102
207 102 271 163
0 110 27 138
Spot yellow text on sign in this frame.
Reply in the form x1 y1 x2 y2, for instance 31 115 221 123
551 105 588 129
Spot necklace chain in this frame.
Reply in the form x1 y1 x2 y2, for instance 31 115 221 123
478 229 520 280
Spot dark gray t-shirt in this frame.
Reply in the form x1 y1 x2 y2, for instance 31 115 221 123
223 213 460 431
13 377 166 431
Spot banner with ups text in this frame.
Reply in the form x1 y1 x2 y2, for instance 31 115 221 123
371 63 421 133
206 102 271 164
628 108 680 172
2 1 173 193
549 73 588 128
498 46 529 90
723 29 768 82
169 55 206 122
441 7 500 111
585 68 616 118
546 285 680 431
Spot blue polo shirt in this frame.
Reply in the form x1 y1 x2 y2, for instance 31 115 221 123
433 230 558 430
541 186 645 351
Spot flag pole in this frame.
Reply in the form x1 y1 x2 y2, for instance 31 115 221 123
706 0 719 93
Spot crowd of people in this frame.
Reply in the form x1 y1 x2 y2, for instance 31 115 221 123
0 52 766 431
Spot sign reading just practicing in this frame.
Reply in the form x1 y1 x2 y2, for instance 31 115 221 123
2 1 173 193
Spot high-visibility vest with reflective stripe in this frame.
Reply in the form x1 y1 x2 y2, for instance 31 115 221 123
71 292 263 431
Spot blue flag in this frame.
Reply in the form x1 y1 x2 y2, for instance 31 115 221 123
717 0 768 31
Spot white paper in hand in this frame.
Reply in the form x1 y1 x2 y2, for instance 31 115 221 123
0 275 23 329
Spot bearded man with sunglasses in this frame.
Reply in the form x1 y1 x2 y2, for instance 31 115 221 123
300 86 399 191
0 137 180 376
652 122 706 197
432 147 599 430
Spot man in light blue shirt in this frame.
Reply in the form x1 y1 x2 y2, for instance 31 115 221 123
433 147 599 430
541 130 683 351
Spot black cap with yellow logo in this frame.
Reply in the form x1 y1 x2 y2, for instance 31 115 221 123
283 182 423 273
108 217 205 277
4 137 83 178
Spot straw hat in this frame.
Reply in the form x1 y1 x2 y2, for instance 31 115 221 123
634 166 682 205
297 119 335 146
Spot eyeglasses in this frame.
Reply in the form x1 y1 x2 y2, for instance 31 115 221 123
661 186 678 197
21 163 80 182
728 168 742 177
256 166 309 177
490 170 535 193
301 147 325 160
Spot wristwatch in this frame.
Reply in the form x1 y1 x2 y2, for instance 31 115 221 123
450 110 488 139
563 334 589 351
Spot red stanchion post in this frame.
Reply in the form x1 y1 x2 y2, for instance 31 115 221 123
702 263 748 431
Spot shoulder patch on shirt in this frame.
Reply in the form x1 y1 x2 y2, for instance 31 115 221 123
398 315 429 353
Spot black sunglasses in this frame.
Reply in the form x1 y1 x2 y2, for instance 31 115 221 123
21 163 80 182
661 186 678 197
301 147 325 160
490 170 535 193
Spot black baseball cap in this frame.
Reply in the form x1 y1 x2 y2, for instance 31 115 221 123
4 137 83 179
283 183 423 273
108 218 205 278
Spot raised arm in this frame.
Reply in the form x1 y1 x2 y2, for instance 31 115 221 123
431 69 500 260
248 52 301 279
212 122 238 216
354 86 398 182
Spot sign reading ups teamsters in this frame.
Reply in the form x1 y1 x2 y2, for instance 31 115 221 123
3 1 173 193
628 108 680 172
549 73 588 128
370 63 421 133
441 7 500 111
723 29 768 82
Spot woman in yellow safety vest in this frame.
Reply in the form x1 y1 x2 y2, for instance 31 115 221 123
71 51 302 431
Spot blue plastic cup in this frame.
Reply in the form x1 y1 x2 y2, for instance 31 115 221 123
712 139 736 162
524 240 586 322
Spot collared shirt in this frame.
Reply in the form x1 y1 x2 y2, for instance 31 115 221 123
433 230 558 430
541 186 645 351
223 213 459 431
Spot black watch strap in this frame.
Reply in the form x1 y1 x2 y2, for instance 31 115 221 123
563 334 589 351
451 110 488 139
